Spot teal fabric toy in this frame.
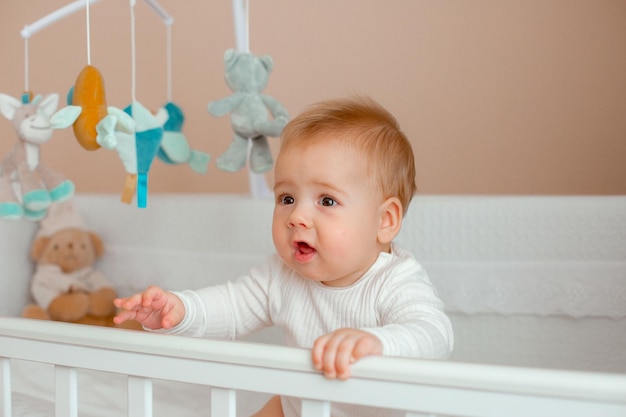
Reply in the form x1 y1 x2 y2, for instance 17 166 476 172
0 93 79 221
208 49 289 173
155 101 210 174
97 101 162 208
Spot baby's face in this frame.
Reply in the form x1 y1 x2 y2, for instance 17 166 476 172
272 141 387 287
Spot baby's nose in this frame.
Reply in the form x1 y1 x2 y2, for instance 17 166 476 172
288 207 311 229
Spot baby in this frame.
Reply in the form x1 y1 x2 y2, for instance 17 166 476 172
114 95 454 417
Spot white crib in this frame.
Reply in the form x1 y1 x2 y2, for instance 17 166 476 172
1 194 625 417
1 316 626 417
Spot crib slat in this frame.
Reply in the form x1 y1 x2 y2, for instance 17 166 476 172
55 365 78 417
211 387 237 417
301 398 331 417
1 358 10 417
128 376 153 417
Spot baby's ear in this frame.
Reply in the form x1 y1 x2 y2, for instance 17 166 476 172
377 197 403 244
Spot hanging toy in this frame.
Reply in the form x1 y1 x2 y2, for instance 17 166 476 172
69 0 106 151
0 2 88 221
66 0 136 151
156 102 210 174
211 0 277 199
153 16 209 174
96 0 167 207
67 65 110 151
66 67 137 152
98 101 162 207
208 49 289 174
0 93 80 221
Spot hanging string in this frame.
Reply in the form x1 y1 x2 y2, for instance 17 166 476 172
85 0 92 65
23 37 29 93
166 24 172 102
244 0 250 52
130 0 137 103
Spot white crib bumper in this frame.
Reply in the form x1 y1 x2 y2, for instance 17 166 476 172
427 260 626 318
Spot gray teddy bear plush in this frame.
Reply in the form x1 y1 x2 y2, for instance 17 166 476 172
208 49 289 173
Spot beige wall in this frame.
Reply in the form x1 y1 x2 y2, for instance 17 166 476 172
1 0 624 196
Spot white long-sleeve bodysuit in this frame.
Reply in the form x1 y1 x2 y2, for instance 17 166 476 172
166 243 454 417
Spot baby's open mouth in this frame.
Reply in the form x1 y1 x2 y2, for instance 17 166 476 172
294 241 316 262
297 241 314 254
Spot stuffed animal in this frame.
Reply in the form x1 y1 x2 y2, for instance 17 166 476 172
155 101 211 174
68 65 108 151
0 93 80 221
67 65 136 152
21 201 139 329
97 101 162 208
208 49 289 173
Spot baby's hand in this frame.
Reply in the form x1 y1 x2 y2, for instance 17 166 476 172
113 286 185 330
312 328 383 380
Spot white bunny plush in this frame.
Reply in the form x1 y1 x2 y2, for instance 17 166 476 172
0 93 80 220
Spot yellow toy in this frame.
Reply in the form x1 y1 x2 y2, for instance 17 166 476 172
69 65 108 151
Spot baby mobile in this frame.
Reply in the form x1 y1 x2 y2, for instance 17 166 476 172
0 0 287 217
208 0 290 199
8 0 209 210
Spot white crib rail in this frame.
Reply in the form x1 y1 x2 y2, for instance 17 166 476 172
1 317 625 417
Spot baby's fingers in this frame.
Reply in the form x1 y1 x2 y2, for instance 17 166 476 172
114 294 142 310
113 309 137 325
312 330 383 381
313 332 349 380
312 333 331 370
334 338 358 380
142 286 167 307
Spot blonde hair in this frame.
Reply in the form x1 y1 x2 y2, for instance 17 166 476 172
279 96 417 213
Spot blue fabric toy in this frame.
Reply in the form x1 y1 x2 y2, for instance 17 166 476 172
97 101 162 207
156 101 210 174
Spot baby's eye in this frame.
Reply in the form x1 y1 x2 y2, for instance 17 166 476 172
278 194 295 205
320 196 337 207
